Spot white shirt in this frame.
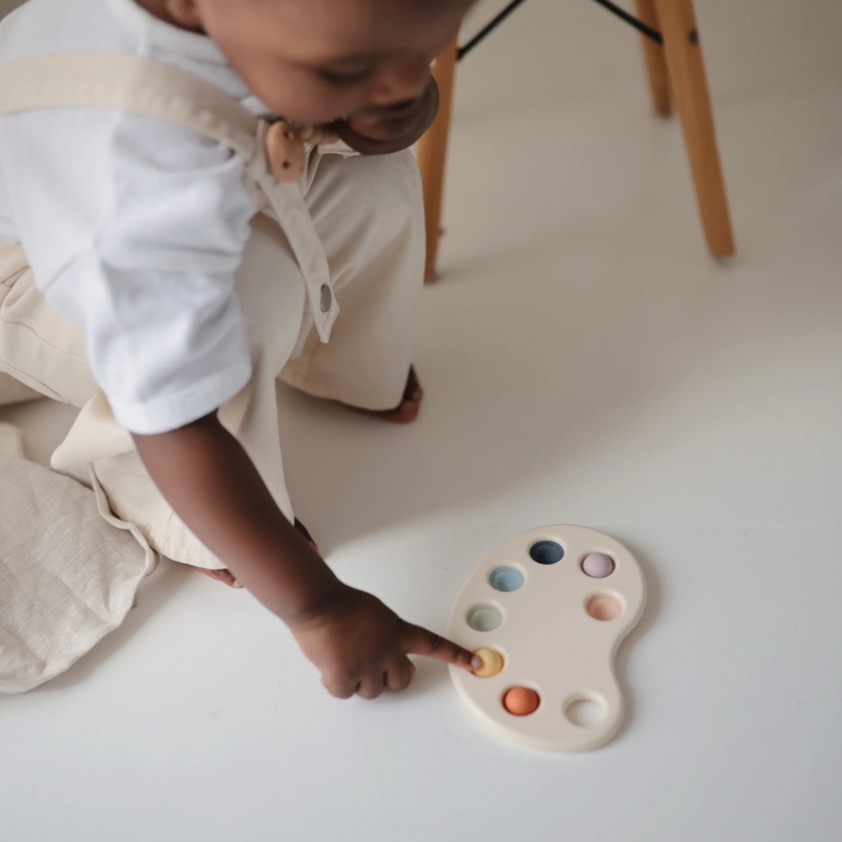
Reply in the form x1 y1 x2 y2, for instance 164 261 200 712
0 0 274 433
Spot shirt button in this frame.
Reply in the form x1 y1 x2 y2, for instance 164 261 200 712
320 284 332 313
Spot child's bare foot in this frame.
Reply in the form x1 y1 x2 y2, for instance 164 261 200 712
194 518 318 588
347 367 423 424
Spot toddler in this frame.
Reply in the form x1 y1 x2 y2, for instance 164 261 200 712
0 0 481 698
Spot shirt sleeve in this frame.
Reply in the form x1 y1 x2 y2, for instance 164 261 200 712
38 111 257 434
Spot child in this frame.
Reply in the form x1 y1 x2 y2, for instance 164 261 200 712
0 0 481 699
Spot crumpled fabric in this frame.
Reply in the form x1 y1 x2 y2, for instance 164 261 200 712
0 422 157 693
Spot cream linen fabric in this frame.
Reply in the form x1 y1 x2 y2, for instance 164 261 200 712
0 422 157 694
0 373 40 405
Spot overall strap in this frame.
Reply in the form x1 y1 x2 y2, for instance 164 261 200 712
0 52 258 161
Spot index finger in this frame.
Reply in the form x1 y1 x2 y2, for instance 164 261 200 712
402 623 481 672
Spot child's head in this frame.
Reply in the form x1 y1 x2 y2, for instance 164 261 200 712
148 0 474 125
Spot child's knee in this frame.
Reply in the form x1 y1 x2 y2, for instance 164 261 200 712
307 150 425 281
349 149 422 228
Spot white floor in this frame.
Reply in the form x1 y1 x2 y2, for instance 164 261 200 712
2 1 842 840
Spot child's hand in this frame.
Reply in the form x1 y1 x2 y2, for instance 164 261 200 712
291 582 480 699
134 415 474 700
332 76 439 156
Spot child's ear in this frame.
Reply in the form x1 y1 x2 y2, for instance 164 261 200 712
165 0 205 31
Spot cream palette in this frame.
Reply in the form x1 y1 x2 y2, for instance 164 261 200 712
448 525 647 751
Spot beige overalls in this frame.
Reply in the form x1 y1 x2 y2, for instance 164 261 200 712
0 52 425 571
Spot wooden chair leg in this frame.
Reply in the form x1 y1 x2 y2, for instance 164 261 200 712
635 0 672 116
653 0 735 258
416 33 459 282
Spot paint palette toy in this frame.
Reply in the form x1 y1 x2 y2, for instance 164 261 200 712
447 525 647 752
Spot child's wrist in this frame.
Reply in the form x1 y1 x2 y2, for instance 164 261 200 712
285 579 348 630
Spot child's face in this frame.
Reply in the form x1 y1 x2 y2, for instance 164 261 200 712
165 0 473 125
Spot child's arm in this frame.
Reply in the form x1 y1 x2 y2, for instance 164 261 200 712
133 413 479 698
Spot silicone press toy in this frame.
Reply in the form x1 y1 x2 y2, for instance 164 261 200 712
448 525 647 752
